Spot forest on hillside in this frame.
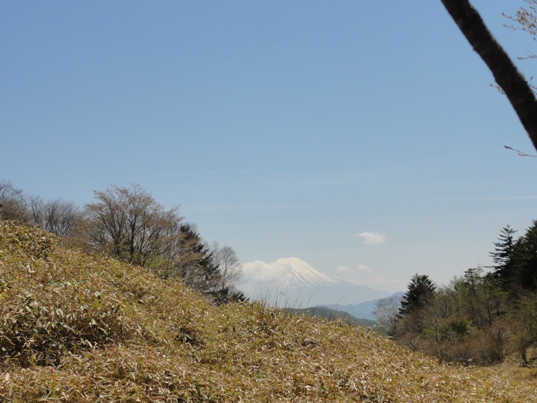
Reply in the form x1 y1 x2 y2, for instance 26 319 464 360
0 180 245 305
375 223 537 366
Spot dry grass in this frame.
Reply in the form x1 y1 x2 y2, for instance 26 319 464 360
1 221 536 402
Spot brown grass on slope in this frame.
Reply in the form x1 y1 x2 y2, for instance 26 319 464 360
0 221 535 402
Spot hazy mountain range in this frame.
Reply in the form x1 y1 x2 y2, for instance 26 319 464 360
321 292 405 321
239 257 397 310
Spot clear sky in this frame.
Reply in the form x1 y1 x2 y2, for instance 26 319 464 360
2 1 536 292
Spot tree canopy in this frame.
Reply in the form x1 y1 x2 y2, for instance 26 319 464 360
0 181 243 305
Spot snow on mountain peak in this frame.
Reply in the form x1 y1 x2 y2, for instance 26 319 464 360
244 257 338 288
268 257 338 288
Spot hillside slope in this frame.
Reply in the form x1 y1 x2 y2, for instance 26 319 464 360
0 221 535 402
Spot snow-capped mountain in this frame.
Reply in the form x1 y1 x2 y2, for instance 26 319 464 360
264 257 338 288
239 257 392 308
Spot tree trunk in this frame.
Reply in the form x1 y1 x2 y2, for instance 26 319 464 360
441 0 537 151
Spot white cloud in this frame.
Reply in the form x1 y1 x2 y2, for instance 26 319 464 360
329 263 405 292
332 263 404 292
347 274 405 292
336 264 372 273
355 231 387 245
241 260 283 282
336 265 351 273
355 263 374 272
240 260 287 297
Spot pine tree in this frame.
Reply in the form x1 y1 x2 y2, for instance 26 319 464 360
489 225 517 286
175 223 222 294
512 221 537 291
399 274 436 317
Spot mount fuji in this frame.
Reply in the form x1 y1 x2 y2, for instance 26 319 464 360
239 257 392 308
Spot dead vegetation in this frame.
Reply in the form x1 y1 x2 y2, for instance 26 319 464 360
1 221 536 402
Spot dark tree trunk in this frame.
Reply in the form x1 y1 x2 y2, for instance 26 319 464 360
441 0 537 151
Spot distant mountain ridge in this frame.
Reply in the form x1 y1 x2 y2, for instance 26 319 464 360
240 257 392 308
321 292 404 321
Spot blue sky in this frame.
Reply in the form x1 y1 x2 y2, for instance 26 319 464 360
2 1 537 292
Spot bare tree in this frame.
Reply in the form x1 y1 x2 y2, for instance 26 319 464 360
373 295 402 336
80 185 228 298
0 181 29 223
81 184 182 266
210 242 243 292
504 1 537 49
29 196 81 237
503 1 537 93
440 0 537 150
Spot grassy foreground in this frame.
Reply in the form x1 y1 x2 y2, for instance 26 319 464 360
0 221 536 402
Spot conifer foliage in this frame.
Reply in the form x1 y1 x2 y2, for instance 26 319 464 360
393 223 537 365
489 225 517 286
489 221 537 292
399 274 437 317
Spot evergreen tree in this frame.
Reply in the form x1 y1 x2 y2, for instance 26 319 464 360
489 225 517 286
174 223 222 294
512 220 537 291
399 274 436 317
